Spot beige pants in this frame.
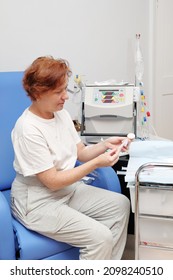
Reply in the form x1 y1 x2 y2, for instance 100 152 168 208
11 179 130 260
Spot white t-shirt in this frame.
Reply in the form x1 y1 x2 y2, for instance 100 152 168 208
12 108 81 177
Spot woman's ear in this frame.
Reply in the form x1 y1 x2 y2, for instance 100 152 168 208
33 92 40 102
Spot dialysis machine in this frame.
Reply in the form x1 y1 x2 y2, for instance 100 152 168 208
81 84 139 141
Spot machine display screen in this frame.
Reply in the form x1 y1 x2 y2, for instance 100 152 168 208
93 88 125 105
101 90 117 103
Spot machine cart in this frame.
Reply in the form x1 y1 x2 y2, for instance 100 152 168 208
134 162 173 260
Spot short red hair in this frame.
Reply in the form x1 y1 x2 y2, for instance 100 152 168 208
23 56 72 101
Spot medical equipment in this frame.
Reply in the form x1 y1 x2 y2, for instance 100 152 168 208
135 34 151 139
135 34 144 83
125 140 173 259
135 163 173 260
122 133 135 147
80 85 139 141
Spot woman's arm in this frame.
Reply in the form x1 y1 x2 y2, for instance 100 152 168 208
36 146 121 191
77 136 128 162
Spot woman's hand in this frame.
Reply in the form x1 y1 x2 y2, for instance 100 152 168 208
103 136 130 153
95 146 122 168
77 135 133 164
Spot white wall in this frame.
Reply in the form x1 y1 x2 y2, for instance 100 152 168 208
0 0 150 119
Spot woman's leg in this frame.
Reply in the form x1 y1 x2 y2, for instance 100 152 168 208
69 183 130 259
28 201 114 259
26 183 129 259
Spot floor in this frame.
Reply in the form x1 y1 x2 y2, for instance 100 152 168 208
122 234 135 260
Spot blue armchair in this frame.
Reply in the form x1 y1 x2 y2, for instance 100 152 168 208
0 72 121 260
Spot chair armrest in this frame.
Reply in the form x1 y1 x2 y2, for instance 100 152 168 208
75 161 121 193
0 192 16 259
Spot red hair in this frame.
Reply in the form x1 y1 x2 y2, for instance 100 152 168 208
23 56 72 101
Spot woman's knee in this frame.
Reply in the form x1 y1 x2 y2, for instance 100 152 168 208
119 194 130 215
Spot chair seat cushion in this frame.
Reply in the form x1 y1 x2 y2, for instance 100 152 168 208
13 219 77 260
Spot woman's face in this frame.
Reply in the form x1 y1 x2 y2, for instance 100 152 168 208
37 81 69 113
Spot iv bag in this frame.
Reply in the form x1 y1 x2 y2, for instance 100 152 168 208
135 34 144 82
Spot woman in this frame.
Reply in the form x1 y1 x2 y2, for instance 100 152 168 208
11 56 130 260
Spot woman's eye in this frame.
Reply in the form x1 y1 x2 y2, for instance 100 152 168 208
55 86 68 94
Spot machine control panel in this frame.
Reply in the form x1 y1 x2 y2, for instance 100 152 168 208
84 86 136 118
93 88 126 105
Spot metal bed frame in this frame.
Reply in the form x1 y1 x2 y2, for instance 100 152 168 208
134 162 173 259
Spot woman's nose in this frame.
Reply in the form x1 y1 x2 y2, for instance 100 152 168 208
62 89 69 100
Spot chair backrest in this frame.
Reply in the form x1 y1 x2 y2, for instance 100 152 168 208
0 72 31 191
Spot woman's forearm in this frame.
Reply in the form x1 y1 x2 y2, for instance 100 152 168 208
77 141 107 162
37 144 120 191
37 156 100 190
